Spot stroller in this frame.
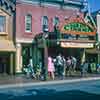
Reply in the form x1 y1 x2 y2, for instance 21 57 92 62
23 64 36 79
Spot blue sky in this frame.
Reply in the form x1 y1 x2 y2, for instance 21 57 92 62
88 0 100 12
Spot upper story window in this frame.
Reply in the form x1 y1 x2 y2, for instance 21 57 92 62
25 14 32 32
53 17 59 26
42 16 49 32
0 16 6 32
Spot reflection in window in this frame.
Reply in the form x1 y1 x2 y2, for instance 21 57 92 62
53 17 59 26
42 16 49 32
25 14 32 32
0 16 6 32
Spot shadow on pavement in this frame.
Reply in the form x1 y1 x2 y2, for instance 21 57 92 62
0 90 100 100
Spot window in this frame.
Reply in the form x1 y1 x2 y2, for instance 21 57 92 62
0 16 6 32
53 17 59 26
25 14 32 32
42 16 49 32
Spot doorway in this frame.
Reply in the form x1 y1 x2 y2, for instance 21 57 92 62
0 53 10 74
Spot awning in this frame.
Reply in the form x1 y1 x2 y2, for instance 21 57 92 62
0 40 16 52
86 48 100 54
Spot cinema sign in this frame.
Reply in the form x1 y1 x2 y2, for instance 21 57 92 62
60 17 96 36
61 42 94 48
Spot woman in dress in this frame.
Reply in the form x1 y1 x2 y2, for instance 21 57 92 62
48 56 55 80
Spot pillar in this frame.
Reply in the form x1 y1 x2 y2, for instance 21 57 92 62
10 53 14 74
16 43 22 73
43 38 48 80
81 49 86 64
97 13 100 64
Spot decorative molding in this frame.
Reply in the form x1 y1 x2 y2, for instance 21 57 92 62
16 38 34 43
16 0 83 9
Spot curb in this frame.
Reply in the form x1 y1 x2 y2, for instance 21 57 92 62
0 77 100 89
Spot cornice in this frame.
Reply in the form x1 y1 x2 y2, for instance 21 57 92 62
16 0 83 9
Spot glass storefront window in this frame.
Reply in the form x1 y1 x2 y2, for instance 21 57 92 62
0 16 6 32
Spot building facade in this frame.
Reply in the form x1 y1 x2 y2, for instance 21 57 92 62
16 0 96 73
91 10 100 64
0 0 16 74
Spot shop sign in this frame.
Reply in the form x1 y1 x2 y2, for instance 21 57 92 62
64 22 93 32
61 42 94 48
61 22 96 35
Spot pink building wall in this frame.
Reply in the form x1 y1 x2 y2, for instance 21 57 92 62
16 3 82 40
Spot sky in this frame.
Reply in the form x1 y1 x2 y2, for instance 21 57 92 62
88 0 100 12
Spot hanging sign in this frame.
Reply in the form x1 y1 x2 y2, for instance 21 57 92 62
61 42 94 48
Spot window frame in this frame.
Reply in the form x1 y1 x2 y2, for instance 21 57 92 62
0 15 6 33
42 16 49 32
42 16 48 26
25 14 32 33
53 17 59 26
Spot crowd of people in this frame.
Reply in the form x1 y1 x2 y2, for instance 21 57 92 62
48 54 77 80
23 54 100 80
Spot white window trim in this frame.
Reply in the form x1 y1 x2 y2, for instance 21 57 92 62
0 15 6 33
25 14 32 33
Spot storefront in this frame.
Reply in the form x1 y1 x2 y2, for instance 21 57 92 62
0 1 16 75
0 40 16 74
22 44 33 67
34 15 96 73
59 16 96 64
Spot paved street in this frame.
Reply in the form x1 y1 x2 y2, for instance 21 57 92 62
1 78 100 94
0 75 100 100
0 69 100 100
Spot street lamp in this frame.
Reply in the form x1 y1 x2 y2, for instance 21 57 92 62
42 32 48 81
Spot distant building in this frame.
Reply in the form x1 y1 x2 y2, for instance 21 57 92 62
91 10 100 63
16 0 96 73
0 0 16 74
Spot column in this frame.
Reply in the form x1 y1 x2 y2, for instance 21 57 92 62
10 53 14 75
97 46 100 64
81 49 86 64
16 43 22 73
97 14 100 64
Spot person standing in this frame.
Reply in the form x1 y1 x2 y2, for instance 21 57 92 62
71 56 77 73
48 56 55 80
66 57 72 76
27 57 36 79
56 54 64 79
81 60 88 77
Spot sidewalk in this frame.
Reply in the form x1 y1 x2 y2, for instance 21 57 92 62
0 73 100 89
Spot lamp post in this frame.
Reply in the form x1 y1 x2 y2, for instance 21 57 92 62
42 33 48 80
